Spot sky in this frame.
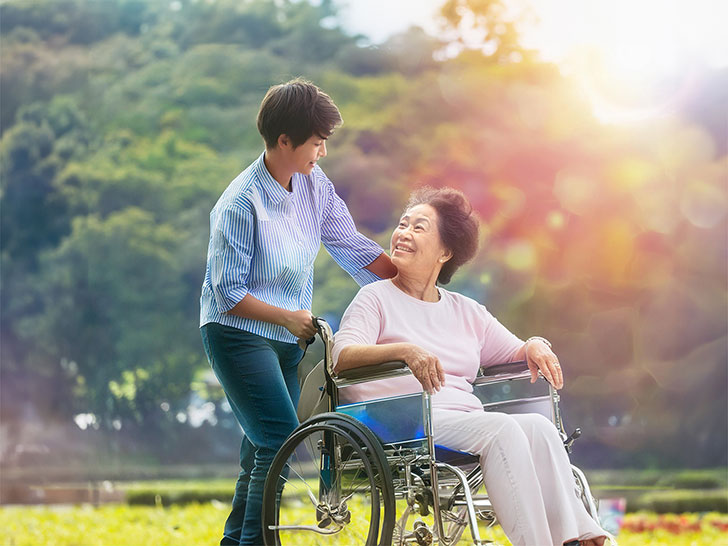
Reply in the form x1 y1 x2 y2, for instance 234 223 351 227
333 0 728 72
333 0 728 123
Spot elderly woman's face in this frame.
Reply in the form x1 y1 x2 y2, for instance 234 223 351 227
390 204 451 275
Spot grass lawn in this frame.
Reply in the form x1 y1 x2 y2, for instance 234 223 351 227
1 503 727 546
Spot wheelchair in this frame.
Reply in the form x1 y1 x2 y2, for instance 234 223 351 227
261 318 601 546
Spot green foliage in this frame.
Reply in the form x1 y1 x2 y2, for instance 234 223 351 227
667 471 728 490
440 0 523 60
0 0 150 44
0 122 61 256
24 208 200 423
630 490 728 514
587 468 728 489
124 481 234 506
122 477 234 504
119 476 728 512
0 0 725 472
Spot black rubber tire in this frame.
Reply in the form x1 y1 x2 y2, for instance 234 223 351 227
262 421 381 546
299 412 396 545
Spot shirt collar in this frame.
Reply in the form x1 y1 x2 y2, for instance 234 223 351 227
255 151 291 205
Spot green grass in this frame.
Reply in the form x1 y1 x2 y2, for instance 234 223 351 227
1 504 727 546
2 469 726 545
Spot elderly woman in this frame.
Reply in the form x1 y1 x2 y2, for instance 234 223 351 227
332 187 608 546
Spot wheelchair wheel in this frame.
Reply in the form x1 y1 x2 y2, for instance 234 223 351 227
302 412 397 545
262 422 382 546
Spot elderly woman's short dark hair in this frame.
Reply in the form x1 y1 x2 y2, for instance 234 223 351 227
257 78 343 149
406 187 479 284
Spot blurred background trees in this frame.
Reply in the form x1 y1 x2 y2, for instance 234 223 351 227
1 0 725 471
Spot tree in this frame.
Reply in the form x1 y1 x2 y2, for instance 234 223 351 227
0 0 725 467
439 0 524 61
27 208 200 427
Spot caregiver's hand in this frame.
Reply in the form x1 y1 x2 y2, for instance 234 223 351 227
282 309 316 339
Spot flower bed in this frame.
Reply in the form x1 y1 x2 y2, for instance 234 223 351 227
622 512 728 534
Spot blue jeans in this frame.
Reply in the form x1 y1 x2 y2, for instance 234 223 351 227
201 323 303 546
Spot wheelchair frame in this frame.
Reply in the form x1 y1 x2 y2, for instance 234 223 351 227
262 318 601 546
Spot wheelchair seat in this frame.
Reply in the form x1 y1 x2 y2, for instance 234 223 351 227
434 444 480 467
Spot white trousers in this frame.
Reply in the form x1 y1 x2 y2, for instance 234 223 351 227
433 410 606 546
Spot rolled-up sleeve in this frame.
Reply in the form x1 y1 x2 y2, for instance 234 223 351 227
332 287 383 368
209 203 254 313
319 175 384 286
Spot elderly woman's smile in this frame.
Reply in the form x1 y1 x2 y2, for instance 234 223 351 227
389 204 450 270
392 243 414 253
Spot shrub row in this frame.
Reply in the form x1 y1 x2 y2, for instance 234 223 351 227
126 486 232 506
123 483 727 514
669 471 727 490
627 489 728 513
587 468 727 490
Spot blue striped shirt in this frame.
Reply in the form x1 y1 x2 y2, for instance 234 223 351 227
200 152 384 343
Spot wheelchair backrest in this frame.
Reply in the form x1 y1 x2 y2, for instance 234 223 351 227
297 359 327 422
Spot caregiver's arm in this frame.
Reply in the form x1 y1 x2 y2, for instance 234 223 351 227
336 343 445 395
364 252 397 279
226 295 315 339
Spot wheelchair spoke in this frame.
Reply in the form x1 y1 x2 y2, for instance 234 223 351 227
262 422 381 546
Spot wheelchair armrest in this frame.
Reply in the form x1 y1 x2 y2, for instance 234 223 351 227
473 360 531 386
334 360 411 385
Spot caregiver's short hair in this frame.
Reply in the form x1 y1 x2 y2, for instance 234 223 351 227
257 78 342 149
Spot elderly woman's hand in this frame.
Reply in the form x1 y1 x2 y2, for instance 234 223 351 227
403 344 445 395
525 339 564 389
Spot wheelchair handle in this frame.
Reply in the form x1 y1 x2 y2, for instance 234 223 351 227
301 316 326 347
